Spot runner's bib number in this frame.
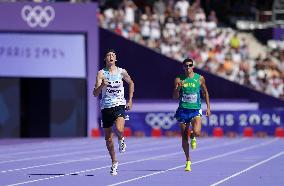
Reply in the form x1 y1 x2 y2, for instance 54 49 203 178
182 94 197 103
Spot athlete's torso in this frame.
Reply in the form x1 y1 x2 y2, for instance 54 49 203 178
100 67 126 109
178 73 201 109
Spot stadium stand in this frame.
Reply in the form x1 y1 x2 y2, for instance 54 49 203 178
98 0 284 100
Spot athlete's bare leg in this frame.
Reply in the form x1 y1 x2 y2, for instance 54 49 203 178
180 123 190 161
104 128 117 164
191 116 202 137
115 117 125 140
115 116 126 153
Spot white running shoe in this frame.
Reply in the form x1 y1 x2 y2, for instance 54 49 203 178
118 137 126 153
110 162 118 175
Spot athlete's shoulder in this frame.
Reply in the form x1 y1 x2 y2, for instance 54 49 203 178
194 72 201 76
197 73 204 79
194 73 203 79
97 69 106 77
97 69 104 74
116 67 125 72
199 75 206 83
98 68 106 74
119 67 129 76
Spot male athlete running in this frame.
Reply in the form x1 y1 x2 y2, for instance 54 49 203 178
93 49 134 175
173 58 211 171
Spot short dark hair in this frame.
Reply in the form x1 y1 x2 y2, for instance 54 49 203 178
182 58 194 64
106 49 116 54
104 49 117 64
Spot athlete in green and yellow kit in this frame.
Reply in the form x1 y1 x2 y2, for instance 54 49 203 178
173 58 211 172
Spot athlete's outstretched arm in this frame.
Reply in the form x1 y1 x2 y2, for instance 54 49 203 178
122 69 134 110
173 77 182 99
200 76 211 116
93 71 106 97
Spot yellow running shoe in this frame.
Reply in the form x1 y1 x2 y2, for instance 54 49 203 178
185 161 191 171
191 137 197 150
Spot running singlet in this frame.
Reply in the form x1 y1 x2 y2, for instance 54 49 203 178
100 67 126 109
178 73 201 109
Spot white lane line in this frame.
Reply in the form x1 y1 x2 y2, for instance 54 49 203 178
0 138 213 165
210 150 284 186
0 138 153 155
0 137 161 157
4 139 246 185
0 138 217 173
0 145 178 173
0 144 104 157
0 138 178 164
106 138 278 186
0 139 91 153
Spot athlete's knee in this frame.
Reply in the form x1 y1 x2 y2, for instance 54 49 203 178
116 123 125 133
105 136 113 144
116 127 124 134
193 129 201 137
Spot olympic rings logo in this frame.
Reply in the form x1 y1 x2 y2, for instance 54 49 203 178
21 5 55 28
145 113 177 129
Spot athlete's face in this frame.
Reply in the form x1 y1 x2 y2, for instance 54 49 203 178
105 52 117 66
183 62 194 73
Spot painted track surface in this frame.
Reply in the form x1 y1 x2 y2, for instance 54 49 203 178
0 137 283 186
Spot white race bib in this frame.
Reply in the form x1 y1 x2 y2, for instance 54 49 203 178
182 93 197 103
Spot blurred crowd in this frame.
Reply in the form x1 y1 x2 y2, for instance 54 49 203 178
0 0 94 2
1 0 283 99
98 0 284 99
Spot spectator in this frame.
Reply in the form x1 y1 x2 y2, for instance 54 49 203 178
175 0 190 18
98 0 284 99
230 33 240 49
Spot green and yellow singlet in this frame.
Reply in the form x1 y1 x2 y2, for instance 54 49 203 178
178 73 201 109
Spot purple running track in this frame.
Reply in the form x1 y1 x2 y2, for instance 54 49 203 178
0 137 283 186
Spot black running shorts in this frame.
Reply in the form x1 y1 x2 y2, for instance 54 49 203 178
101 105 126 128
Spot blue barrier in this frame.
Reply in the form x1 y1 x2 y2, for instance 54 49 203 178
124 110 284 136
